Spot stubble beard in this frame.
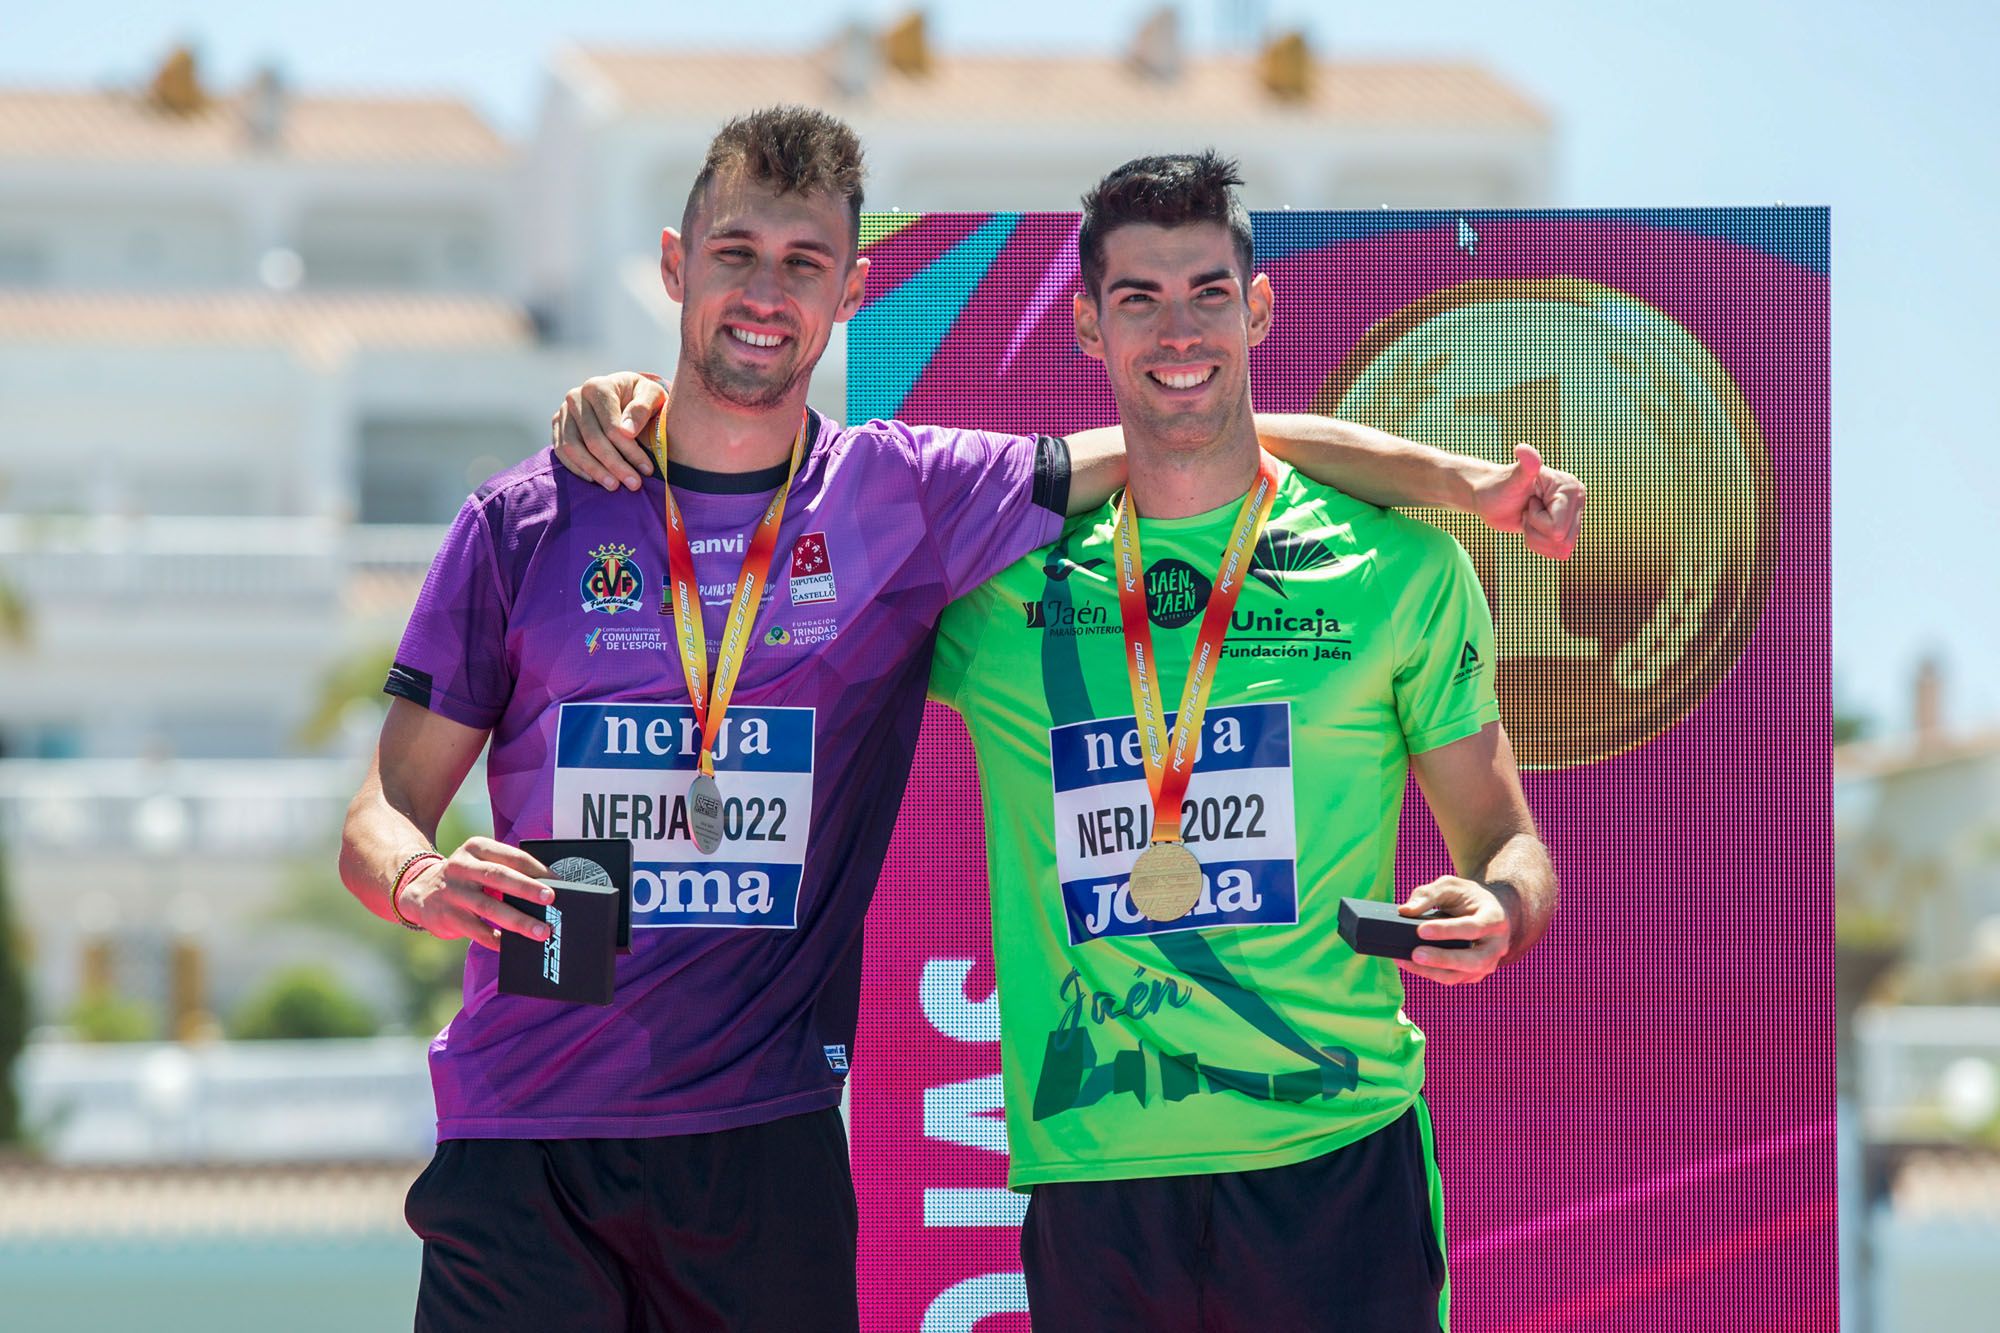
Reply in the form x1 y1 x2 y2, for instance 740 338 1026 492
1117 365 1247 459
687 323 811 411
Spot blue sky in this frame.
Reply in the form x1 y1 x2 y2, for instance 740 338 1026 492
7 1 1993 738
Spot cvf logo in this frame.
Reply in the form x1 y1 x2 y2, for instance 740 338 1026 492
790 531 838 605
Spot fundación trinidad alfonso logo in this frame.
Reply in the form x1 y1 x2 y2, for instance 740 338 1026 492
580 543 645 615
789 531 837 605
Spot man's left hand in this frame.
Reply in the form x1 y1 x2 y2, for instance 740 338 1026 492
1470 443 1584 560
1394 876 1514 985
551 371 668 492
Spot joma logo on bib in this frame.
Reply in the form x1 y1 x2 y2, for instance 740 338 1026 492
553 703 814 930
1049 702 1299 944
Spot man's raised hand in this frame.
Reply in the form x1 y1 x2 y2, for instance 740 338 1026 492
1470 443 1584 560
551 372 669 492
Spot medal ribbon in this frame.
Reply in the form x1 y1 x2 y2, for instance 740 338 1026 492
653 406 808 779
1114 456 1280 845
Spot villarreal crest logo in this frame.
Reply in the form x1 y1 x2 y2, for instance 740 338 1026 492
580 543 645 614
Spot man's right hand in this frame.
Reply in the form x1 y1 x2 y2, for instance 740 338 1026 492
551 371 669 492
400 838 555 951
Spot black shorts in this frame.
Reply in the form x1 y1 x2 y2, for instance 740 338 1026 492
405 1107 858 1333
1020 1103 1449 1333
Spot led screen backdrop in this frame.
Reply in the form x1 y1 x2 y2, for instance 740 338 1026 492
847 208 1831 1331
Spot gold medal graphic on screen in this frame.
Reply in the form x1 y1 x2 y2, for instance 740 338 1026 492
1115 456 1280 923
1312 277 1777 771
654 408 808 855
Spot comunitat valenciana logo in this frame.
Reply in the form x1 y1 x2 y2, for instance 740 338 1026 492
580 543 645 614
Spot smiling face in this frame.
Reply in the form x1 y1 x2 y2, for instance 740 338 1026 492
661 162 868 412
1074 220 1272 457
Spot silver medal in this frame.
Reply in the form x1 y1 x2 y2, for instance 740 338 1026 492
688 772 725 854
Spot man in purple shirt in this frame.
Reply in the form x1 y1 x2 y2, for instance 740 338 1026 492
341 106 1580 1332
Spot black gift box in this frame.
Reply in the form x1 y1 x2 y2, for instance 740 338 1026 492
499 839 632 1006
1337 896 1475 961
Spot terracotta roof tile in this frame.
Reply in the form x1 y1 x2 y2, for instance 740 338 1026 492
566 49 1548 130
1893 1151 2000 1224
0 1162 422 1238
0 291 534 356
0 88 509 166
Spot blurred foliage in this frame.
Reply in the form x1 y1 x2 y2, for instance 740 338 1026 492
0 842 28 1138
267 804 482 1035
1832 669 1874 746
1837 904 1908 1012
1832 712 1870 747
1837 903 1908 951
231 963 379 1040
296 641 397 749
65 992 160 1043
286 635 472 1031
0 577 28 648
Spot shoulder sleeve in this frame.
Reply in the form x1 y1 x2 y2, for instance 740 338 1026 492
384 492 514 732
890 420 1068 600
1390 523 1502 755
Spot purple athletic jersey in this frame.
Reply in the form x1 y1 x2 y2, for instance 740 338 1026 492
386 412 1067 1139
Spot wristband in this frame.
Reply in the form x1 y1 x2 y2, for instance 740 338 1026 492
390 849 444 932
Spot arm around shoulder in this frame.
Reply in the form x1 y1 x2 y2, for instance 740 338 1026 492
1254 414 1584 560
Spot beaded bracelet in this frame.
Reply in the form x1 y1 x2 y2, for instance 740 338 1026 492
390 849 445 932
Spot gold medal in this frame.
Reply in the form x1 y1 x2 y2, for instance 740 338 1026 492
1312 277 1775 770
1129 843 1204 922
1112 458 1280 929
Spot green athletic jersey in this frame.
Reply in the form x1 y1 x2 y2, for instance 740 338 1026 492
930 461 1500 1188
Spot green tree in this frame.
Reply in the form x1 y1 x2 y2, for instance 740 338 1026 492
297 642 397 749
1832 669 1874 746
65 993 159 1043
0 579 26 650
269 803 484 1035
287 637 484 1032
0 841 28 1141
231 963 380 1040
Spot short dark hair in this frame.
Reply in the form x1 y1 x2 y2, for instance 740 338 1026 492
1078 151 1254 299
681 105 867 248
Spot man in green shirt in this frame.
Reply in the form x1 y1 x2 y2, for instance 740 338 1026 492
925 155 1557 1331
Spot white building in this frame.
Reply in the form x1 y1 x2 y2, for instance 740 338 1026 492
0 20 1552 1029
529 12 1552 418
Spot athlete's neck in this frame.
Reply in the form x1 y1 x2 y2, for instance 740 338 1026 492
658 368 810 474
1122 411 1265 520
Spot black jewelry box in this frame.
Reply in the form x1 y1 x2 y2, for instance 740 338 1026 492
1337 896 1474 961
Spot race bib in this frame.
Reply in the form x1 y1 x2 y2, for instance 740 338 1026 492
1049 701 1298 945
553 703 814 929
